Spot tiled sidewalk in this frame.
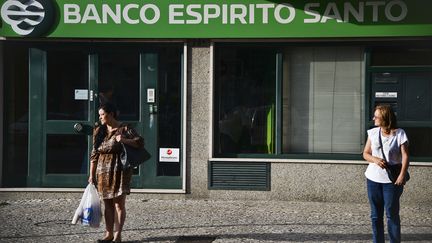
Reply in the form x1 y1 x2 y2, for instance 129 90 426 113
0 196 431 242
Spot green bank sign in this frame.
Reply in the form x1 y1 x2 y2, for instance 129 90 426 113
1 0 432 38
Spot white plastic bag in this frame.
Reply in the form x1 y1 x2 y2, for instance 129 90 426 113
72 183 101 228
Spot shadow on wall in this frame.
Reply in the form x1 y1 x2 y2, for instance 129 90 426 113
265 0 431 25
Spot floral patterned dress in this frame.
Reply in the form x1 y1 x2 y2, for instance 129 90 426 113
90 124 144 199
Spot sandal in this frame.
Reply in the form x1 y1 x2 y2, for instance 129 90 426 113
96 237 114 243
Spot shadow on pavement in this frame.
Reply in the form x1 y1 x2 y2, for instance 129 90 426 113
143 233 432 242
1 220 432 242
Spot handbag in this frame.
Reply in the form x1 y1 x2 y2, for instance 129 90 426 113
378 129 410 184
120 143 151 170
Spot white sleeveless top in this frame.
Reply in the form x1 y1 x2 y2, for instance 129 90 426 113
364 127 409 183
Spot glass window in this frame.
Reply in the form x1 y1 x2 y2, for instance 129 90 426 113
404 127 432 157
214 45 365 156
157 47 183 176
371 47 432 67
46 135 88 174
214 47 276 154
47 50 88 120
215 44 432 160
99 51 140 121
3 42 29 186
282 47 364 154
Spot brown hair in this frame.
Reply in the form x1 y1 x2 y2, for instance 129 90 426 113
375 104 397 133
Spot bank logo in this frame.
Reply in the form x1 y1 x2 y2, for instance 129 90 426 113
1 0 55 36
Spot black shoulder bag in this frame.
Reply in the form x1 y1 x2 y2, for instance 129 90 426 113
118 127 151 170
378 129 410 184
120 143 151 170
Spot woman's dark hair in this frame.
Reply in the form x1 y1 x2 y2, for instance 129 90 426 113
94 102 118 150
99 102 118 118
94 125 106 151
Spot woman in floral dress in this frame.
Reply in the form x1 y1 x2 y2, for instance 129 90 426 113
88 103 143 243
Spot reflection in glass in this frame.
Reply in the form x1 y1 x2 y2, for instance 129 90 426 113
47 51 88 120
371 47 432 66
157 47 182 176
403 127 432 157
3 43 29 186
215 47 276 154
99 52 139 121
403 72 432 121
46 135 88 174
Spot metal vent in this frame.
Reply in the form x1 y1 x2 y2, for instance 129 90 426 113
209 162 270 191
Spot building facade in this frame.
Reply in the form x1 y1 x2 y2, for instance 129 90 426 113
1 0 432 204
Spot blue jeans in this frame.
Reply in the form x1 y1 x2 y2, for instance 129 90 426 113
367 179 404 243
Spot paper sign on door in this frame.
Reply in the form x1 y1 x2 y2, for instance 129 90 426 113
159 148 180 162
74 89 88 100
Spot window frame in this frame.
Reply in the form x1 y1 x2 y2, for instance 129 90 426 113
213 43 366 161
213 42 432 162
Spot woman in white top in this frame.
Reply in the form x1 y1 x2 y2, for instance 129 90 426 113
363 104 409 243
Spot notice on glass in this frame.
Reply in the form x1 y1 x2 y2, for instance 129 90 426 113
159 148 180 162
74 89 88 100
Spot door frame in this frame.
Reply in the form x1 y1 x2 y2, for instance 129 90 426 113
133 43 187 193
28 48 97 187
27 43 188 192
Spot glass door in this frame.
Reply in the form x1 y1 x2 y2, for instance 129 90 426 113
29 48 96 187
97 51 183 189
28 45 184 189
97 50 144 188
140 53 183 189
96 47 182 189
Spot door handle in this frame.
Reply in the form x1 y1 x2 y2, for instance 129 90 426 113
74 123 84 133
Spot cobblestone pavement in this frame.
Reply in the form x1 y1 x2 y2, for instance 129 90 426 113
0 194 431 243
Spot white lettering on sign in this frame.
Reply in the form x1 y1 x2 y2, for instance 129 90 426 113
63 1 408 25
64 4 81 24
256 4 273 24
168 3 295 25
375 92 398 98
320 3 343 23
123 4 139 24
304 3 321 23
82 4 101 24
102 5 121 24
274 4 295 24
304 0 407 23
140 4 160 24
204 4 221 24
186 4 202 24
385 0 407 22
169 4 184 24
230 4 247 24
64 4 160 24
